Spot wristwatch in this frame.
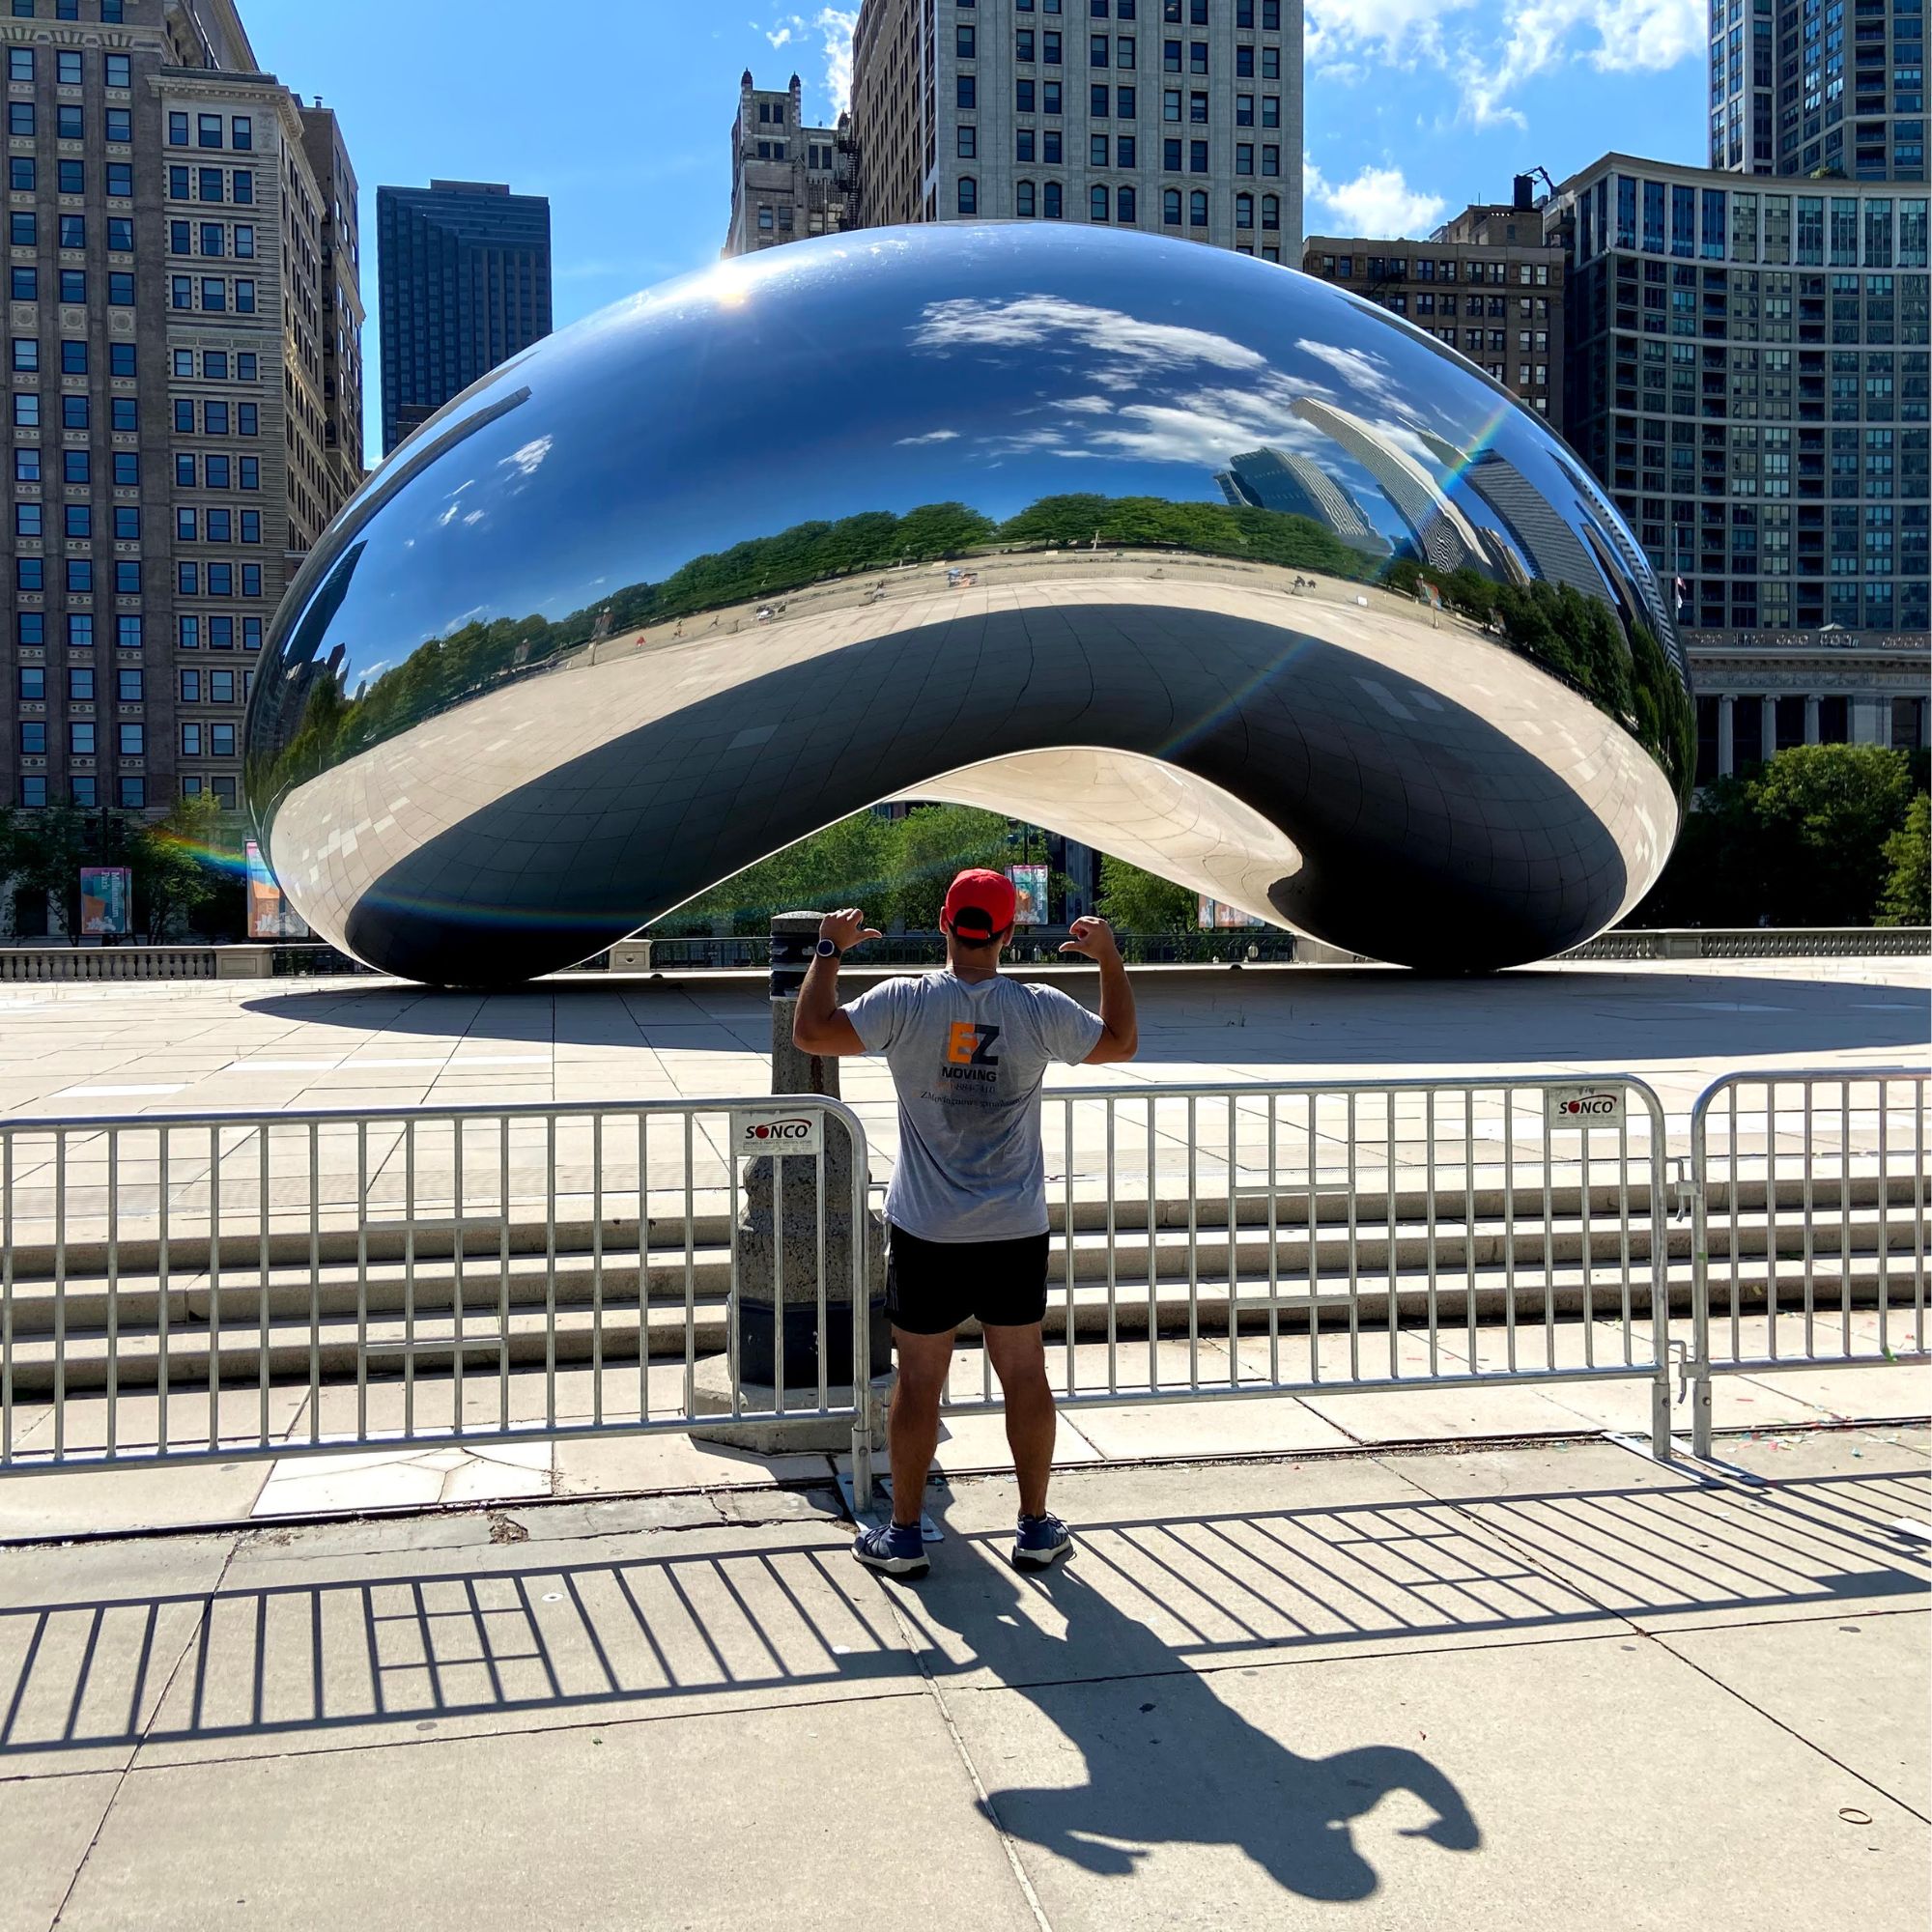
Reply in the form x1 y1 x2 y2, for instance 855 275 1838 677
815 937 839 958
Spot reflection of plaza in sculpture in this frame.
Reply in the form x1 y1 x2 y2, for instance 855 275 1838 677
245 225 1693 987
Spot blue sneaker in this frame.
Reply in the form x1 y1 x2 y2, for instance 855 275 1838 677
853 1519 929 1578
1013 1512 1074 1572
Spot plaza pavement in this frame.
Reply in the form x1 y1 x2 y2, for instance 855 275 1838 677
0 1427 1923 1931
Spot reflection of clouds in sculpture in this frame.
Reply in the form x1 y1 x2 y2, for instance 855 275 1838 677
247 223 1689 986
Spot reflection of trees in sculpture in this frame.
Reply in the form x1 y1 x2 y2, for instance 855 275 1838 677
254 488 1691 810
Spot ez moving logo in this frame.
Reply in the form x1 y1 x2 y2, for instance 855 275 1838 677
942 1021 1002 1084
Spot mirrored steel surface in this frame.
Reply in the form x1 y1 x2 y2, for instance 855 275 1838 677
246 224 1691 985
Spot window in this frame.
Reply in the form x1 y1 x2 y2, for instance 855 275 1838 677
210 669 235 703
64 504 91 539
1118 34 1134 65
1043 29 1061 61
170 218 192 257
1262 95 1279 127
180 723 203 757
1092 132 1108 165
1018 179 1037 216
1118 185 1136 223
1093 82 1109 114
14 447 37 481
105 159 132 198
11 338 37 374
103 1 124 20
1044 181 1063 218
118 724 144 757
1236 93 1254 127
59 214 85 248
236 353 256 381
116 615 140 649
113 454 139 486
1043 128 1062 161
114 560 140 594
1164 37 1180 67
8 103 33 137
1261 44 1278 77
1017 76 1036 110
110 396 135 432
1118 133 1136 164
180 669 201 703
956 21 974 54
69 613 94 651
1163 186 1182 224
9 212 33 246
119 778 145 810
1092 31 1108 63
1262 194 1279 231
55 50 79 84
1017 128 1036 161
107 216 133 250
233 457 253 490
1236 142 1253 175
71 778 98 809
58 105 83 140
1118 83 1135 115
209 563 234 597
61 338 87 375
213 778 237 809
57 159 85 196
178 615 199 650
1044 80 1062 110
232 170 252 204
8 158 31 193
178 562 199 596
1091 183 1110 220
198 113 223 148
242 618 262 652
68 668 93 701
18 668 44 702
201 222 225 257
108 272 134 306
7 48 31 80
958 124 977 157
13 393 38 428
1262 144 1279 176
957 73 976 107
105 52 130 89
1236 191 1254 229
17 613 43 647
20 723 44 755
14 502 41 540
1164 136 1181 168
16 557 42 591
230 114 252 150
173 398 195 436
63 448 89 484
199 168 223 203
957 175 978 214
1018 27 1035 56
1189 89 1207 121
208 617 233 649
240 510 260 544
201 278 226 312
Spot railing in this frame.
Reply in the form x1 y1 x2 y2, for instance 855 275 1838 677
0 1095 874 1482
850 1075 1676 1512
1686 1066 1929 1459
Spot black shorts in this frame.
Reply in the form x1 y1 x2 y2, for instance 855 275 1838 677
885 1224 1052 1336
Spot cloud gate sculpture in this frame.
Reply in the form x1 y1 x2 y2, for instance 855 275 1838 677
246 225 1692 986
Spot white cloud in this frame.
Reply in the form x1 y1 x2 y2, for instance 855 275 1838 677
895 428 961 445
766 24 794 47
1311 0 1702 127
814 7 859 115
499 435 554 478
1305 160 1447 238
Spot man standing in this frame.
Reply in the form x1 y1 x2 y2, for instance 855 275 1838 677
792 868 1138 1578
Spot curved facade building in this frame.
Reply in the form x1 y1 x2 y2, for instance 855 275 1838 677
245 225 1693 986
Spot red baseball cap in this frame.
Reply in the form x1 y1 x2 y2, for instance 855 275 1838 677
942 868 1017 942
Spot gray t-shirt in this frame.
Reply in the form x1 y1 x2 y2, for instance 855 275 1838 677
845 971 1105 1243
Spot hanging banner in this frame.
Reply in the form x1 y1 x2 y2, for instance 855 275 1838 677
1006 864 1049 926
79 867 132 936
246 840 311 940
1197 896 1264 929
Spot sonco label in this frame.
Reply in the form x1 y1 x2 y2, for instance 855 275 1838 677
734 1109 823 1156
1545 1085 1626 1127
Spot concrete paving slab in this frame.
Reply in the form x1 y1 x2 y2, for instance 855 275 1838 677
0 1770 119 1932
549 1432 831 1495
1063 1392 1356 1460
0 1457 271 1540
1659 1609 1930 1820
944 1613 1930 1932
66 1694 1041 1932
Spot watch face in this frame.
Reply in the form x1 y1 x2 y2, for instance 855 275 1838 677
816 937 838 956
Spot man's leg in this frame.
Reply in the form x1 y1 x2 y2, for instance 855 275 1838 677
984 1321 1056 1519
887 1326 955 1528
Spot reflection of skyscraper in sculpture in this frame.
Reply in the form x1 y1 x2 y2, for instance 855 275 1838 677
1288 398 1487 575
1213 447 1391 555
1415 432 1607 603
1550 450 1684 669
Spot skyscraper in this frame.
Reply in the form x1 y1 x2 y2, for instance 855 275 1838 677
1213 446 1387 553
1710 0 1923 182
376 180 552 454
845 0 1304 260
724 71 850 256
0 0 365 847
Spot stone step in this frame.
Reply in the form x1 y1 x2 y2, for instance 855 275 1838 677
0 1253 1916 1397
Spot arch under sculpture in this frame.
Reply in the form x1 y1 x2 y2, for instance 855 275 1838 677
245 225 1692 985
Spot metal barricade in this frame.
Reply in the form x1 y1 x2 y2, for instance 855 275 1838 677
862 1075 1675 1497
0 1095 872 1477
1687 1067 1929 1458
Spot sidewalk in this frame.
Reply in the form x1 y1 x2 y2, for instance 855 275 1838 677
1 1422 1924 1931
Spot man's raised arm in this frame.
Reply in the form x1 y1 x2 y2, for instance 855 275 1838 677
790 906 881 1057
1062 917 1138 1064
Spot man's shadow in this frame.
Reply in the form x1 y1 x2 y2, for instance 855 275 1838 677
903 1519 1480 1901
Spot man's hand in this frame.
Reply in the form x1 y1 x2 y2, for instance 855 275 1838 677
1059 916 1120 962
818 907 882 954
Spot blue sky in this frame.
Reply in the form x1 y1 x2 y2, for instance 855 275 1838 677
244 0 1710 457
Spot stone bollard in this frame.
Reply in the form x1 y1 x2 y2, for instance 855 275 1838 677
689 911 890 1452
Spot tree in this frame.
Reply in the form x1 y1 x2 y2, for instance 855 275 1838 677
129 793 226 941
6 801 96 943
1629 743 1922 928
886 805 1010 929
1096 856 1198 935
1877 792 1930 926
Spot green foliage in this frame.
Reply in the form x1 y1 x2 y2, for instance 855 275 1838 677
991 495 1379 581
1632 743 1924 928
656 803 1016 936
1095 856 1199 935
1877 793 1930 926
130 793 227 942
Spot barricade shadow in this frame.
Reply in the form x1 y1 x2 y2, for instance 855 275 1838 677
1 1462 1925 1900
